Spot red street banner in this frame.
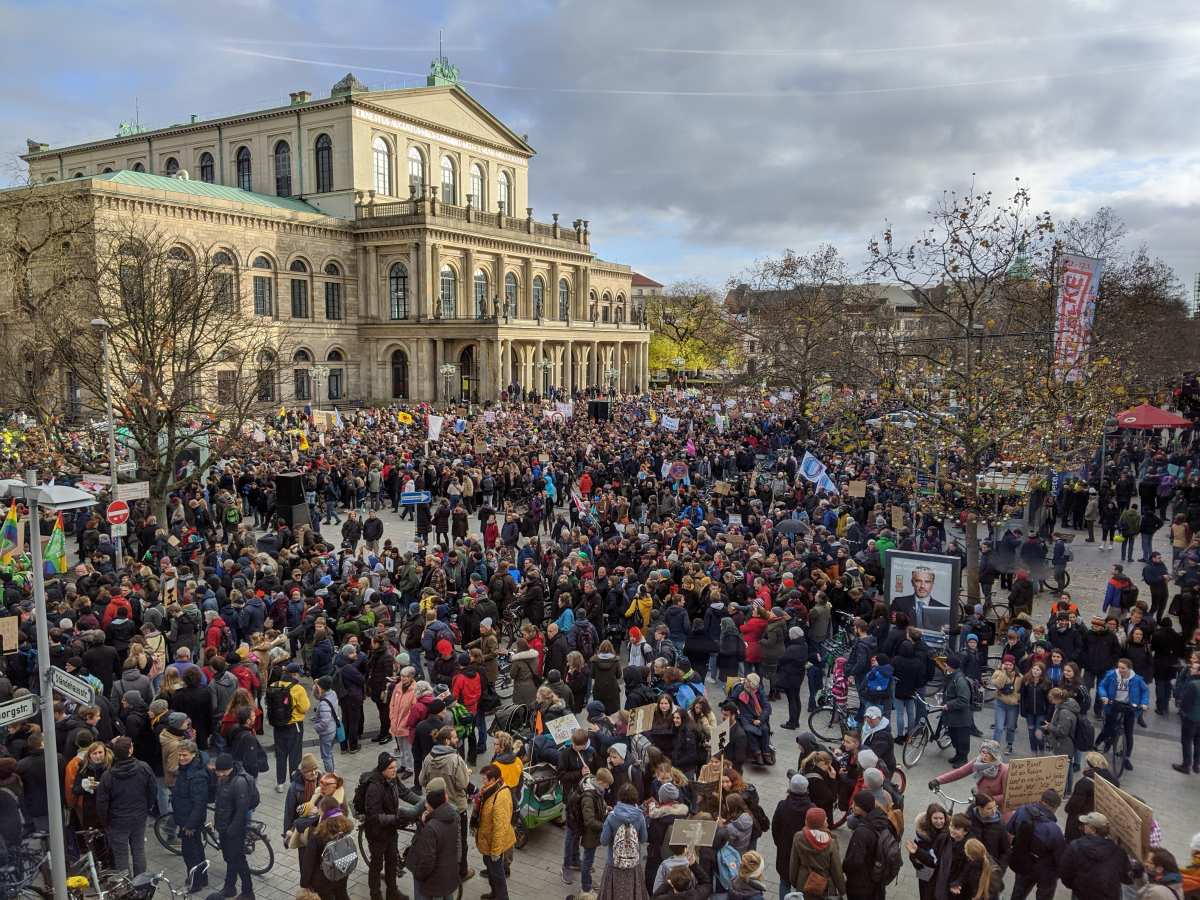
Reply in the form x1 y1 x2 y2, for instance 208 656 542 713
1054 253 1102 382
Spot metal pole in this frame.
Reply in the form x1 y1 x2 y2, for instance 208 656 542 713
99 328 123 568
23 472 69 900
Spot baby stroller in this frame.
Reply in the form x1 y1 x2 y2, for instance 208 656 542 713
489 702 533 755
512 762 565 848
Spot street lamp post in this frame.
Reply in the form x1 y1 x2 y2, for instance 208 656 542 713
604 366 619 396
538 360 553 397
310 363 329 412
440 362 458 408
89 318 123 568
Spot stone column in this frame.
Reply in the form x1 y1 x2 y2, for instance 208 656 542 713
429 243 440 318
564 340 574 395
410 242 421 322
432 338 442 401
588 340 598 388
581 266 591 320
366 245 378 319
464 247 475 319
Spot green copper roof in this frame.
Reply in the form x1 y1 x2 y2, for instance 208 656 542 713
89 169 322 214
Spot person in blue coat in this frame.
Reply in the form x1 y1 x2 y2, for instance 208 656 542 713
171 741 213 893
1096 658 1150 772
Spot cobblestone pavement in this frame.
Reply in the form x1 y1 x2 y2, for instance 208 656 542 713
127 507 1199 900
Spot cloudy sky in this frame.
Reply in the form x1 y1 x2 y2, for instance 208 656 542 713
4 0 1200 295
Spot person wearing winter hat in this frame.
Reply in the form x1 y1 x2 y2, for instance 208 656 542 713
212 752 254 899
789 805 845 899
990 652 1022 755
268 656 311 793
861 767 893 811
941 652 975 765
929 740 1010 820
771 770 815 896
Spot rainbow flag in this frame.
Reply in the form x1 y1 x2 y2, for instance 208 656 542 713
0 501 18 564
44 511 67 575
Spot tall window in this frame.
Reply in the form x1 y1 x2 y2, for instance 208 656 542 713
440 156 457 205
256 352 277 402
217 371 238 405
439 265 457 318
408 146 425 194
559 279 571 321
373 136 391 196
314 134 333 192
498 170 511 214
252 256 272 316
391 349 409 399
532 276 544 320
290 281 308 317
389 263 409 320
327 350 344 401
274 141 292 196
324 262 342 320
236 146 252 191
508 273 521 318
198 152 214 183
473 270 488 319
292 350 311 401
470 163 485 209
164 157 179 176
213 251 237 313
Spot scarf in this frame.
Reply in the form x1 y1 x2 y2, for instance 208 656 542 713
972 757 1000 781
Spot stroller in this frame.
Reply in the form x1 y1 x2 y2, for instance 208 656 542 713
512 762 565 848
489 703 532 750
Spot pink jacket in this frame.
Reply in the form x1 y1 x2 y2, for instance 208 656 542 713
390 682 417 739
935 761 1011 818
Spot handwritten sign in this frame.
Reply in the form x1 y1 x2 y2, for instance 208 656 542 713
668 818 719 848
708 719 731 757
1002 755 1069 812
546 714 580 746
1094 775 1151 858
0 616 17 654
848 480 867 498
628 703 657 735
890 505 905 530
1113 781 1154 858
713 481 730 496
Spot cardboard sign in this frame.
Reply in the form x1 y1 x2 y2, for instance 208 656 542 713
708 719 731 757
848 480 867 498
1094 775 1151 858
891 505 905 530
474 440 487 456
1112 781 1154 858
546 714 581 746
628 703 657 735
1002 755 1069 812
0 616 17 654
698 758 724 783
668 818 719 848
714 481 730 496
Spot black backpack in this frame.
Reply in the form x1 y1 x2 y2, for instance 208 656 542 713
352 771 373 819
1072 711 1095 751
266 680 294 728
871 824 903 884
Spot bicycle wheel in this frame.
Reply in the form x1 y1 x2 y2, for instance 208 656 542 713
245 823 275 875
807 705 844 743
902 723 930 767
154 815 182 855
890 766 907 794
358 827 372 867
988 601 1011 626
1110 727 1127 775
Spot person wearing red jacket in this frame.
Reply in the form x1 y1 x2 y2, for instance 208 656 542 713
101 593 134 630
740 608 769 672
452 648 486 761
204 613 231 662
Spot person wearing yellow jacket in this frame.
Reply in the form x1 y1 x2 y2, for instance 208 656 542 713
475 763 516 900
625 588 654 630
267 660 311 793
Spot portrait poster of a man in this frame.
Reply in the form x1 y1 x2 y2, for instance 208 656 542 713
884 550 961 633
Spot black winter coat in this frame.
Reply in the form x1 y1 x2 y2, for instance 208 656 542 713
408 802 461 896
1081 630 1121 676
1059 834 1131 900
96 757 157 828
362 772 403 841
773 642 808 691
770 792 814 880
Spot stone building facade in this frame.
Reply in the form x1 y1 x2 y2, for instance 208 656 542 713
14 65 649 406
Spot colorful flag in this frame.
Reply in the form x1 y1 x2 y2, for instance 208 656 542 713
298 431 310 451
277 405 286 419
0 501 18 565
396 411 414 426
685 438 697 457
817 473 838 495
800 451 827 483
44 511 67 575
648 407 658 423
334 408 344 429
661 416 680 433
427 414 445 442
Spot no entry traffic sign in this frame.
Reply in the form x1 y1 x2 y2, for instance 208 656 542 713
106 499 130 526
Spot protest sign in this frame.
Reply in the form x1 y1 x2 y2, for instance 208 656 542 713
1094 775 1151 857
668 819 719 848
891 505 906 530
628 703 657 735
546 714 581 746
1002 755 1069 812
848 480 867 498
708 719 731 757
714 481 730 496
0 617 17 654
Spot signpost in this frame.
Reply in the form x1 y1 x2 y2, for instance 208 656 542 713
400 491 432 506
116 481 150 501
110 523 127 537
49 666 95 706
0 694 39 729
106 499 130 525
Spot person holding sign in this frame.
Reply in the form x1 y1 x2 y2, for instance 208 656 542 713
1059 811 1133 900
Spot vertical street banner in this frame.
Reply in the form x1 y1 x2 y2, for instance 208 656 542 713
1054 253 1102 382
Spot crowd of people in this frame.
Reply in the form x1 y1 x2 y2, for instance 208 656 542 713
0 390 1199 900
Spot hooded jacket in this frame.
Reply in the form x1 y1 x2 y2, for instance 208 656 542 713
600 800 649 864
419 744 471 811
771 791 814 880
408 801 462 896
1006 801 1065 877
1060 833 1132 900
842 806 892 895
624 665 658 710
591 652 622 713
171 754 212 832
1046 697 1081 757
111 668 153 707
789 823 846 896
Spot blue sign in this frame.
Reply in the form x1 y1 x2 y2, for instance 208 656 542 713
400 491 432 506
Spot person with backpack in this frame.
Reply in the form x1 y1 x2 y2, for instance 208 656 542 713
267 661 311 794
843 791 899 899
572 767 613 893
300 794 357 900
1006 788 1065 900
598 782 650 900
474 763 516 900
357 752 420 900
1044 688 1085 793
96 735 158 878
313 676 343 774
213 752 260 900
170 740 212 894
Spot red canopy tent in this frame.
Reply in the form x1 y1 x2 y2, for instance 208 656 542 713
1114 403 1193 430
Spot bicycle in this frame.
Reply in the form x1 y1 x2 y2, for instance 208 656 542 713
1100 700 1135 775
153 815 275 875
930 783 974 815
120 863 210 900
807 694 857 743
0 833 52 899
901 693 953 768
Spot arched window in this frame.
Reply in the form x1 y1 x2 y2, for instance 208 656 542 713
470 163 486 210
213 251 237 312
274 140 292 196
559 279 571 321
289 260 308 318
439 265 457 318
408 146 425 194
373 136 391 196
327 349 344 401
498 170 511 215
198 152 214 183
44 176 55 182
532 276 544 320
164 157 179 176
72 172 84 179
473 269 488 319
508 273 522 318
235 147 252 191
292 349 311 400
324 262 342 320
391 349 409 399
441 156 457 205
102 167 113 173
294 349 312 362
252 255 272 316
314 134 333 192
256 351 277 402
132 162 145 173
389 263 409 320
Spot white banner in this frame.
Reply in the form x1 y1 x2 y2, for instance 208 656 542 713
427 414 444 442
661 416 680 433
1054 253 1102 382
555 401 574 419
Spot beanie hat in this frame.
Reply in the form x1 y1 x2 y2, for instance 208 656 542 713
966 633 979 644
1002 654 1016 665
788 773 810 794
852 791 876 813
214 753 236 771
376 752 397 773
166 712 188 730
658 783 681 804
945 655 961 670
426 776 447 794
436 639 453 658
863 768 885 789
788 626 804 641
857 749 878 770
629 627 642 641
805 807 828 827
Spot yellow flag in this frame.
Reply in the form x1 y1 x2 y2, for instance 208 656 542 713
397 411 414 426
298 432 310 451
278 405 286 418
648 407 658 423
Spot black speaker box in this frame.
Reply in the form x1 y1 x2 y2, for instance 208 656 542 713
275 502 311 530
275 472 305 505
588 400 611 422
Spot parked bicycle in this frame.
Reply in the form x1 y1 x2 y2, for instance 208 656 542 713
901 693 954 767
153 814 275 875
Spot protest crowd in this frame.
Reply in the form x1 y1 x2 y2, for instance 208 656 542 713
0 387 1199 900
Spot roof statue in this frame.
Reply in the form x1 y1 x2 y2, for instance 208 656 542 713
116 121 146 137
1008 238 1036 281
330 72 369 97
428 55 461 87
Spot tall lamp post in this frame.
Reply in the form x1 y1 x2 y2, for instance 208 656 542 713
604 366 619 397
310 363 329 412
1 474 97 900
440 362 458 408
89 318 123 568
538 360 553 398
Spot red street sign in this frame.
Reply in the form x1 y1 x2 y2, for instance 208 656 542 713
106 500 130 526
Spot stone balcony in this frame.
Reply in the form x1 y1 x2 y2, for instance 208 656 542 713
352 186 592 253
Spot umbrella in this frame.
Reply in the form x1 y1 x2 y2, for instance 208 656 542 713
772 519 810 536
1114 403 1192 430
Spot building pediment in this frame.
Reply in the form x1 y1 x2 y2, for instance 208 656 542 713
359 86 534 160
